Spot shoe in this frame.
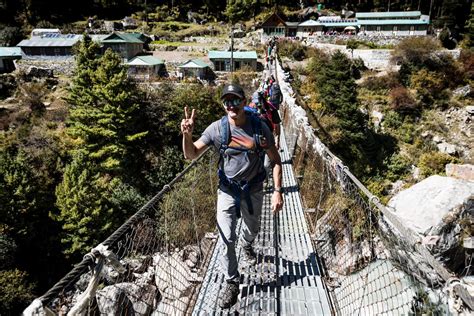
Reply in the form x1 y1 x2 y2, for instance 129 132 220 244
218 281 239 309
242 245 257 265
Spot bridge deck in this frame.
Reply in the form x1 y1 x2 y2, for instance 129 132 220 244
192 128 332 315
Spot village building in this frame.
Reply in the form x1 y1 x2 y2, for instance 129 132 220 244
296 20 324 39
0 47 22 73
208 50 258 72
356 11 430 36
177 59 212 80
17 34 82 58
126 55 164 80
99 33 144 60
260 12 287 38
260 10 430 39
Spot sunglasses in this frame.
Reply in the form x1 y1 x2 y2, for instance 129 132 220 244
222 98 242 108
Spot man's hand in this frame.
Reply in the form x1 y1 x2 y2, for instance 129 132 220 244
180 106 195 136
271 191 283 214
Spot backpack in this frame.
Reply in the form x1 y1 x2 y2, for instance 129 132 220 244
218 112 267 217
269 83 282 108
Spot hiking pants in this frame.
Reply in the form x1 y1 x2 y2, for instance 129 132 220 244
216 183 264 282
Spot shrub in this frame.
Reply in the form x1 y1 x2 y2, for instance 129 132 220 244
418 151 459 177
459 49 474 81
410 69 449 107
391 37 441 66
385 153 411 181
0 269 35 314
360 72 400 91
389 86 417 112
383 111 403 129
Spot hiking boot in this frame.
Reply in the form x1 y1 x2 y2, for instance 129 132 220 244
218 281 239 309
242 245 257 265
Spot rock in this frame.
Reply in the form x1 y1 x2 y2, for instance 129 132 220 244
421 131 431 138
466 106 474 115
432 135 444 143
445 163 474 181
372 110 384 128
453 85 471 97
387 175 474 235
437 142 457 155
389 180 405 195
26 66 53 78
411 166 421 180
96 283 157 315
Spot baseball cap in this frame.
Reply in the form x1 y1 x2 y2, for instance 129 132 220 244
221 83 245 100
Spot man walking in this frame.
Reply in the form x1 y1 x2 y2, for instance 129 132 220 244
181 83 284 308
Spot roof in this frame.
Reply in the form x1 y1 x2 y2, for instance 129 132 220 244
0 47 22 58
261 12 287 27
17 34 82 47
299 20 323 27
178 59 209 68
208 50 257 60
31 28 60 33
286 22 300 27
126 55 164 66
356 11 422 19
101 33 144 44
320 21 360 27
358 19 429 25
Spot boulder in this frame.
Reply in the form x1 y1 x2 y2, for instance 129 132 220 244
96 283 157 315
437 142 457 155
26 66 53 78
466 106 474 115
446 163 474 181
388 175 474 235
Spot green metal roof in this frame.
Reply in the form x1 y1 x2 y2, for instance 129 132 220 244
178 59 209 68
208 50 257 60
358 19 429 25
0 47 22 58
320 21 358 27
356 11 421 18
126 55 163 66
101 33 144 44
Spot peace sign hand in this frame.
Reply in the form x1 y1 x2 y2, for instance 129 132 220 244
180 106 196 136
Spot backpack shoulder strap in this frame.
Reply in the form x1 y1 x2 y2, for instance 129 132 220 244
219 115 230 154
248 113 264 153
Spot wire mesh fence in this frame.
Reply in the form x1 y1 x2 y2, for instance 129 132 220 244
26 149 220 315
281 96 455 315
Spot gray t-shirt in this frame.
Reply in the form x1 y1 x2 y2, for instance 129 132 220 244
198 115 275 182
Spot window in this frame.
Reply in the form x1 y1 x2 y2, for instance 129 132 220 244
393 26 398 32
376 26 381 32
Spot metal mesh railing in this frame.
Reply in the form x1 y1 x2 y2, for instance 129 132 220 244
25 148 220 315
276 58 472 315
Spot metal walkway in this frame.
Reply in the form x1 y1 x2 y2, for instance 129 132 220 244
192 127 332 315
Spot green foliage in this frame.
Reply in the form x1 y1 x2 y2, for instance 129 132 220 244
0 269 35 314
410 69 450 107
0 233 16 270
68 38 148 173
464 3 474 48
278 39 320 61
385 153 411 181
418 151 459 177
224 0 257 23
0 25 24 47
439 27 457 49
54 152 116 255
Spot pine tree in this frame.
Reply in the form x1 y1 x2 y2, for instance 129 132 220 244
465 2 474 48
67 41 148 174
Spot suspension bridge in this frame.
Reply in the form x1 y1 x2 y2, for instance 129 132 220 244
24 57 473 315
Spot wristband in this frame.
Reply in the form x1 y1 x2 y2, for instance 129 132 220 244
274 187 282 193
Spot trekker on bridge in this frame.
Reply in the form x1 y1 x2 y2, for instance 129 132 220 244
181 83 284 309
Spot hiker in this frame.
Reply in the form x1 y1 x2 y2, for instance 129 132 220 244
181 83 284 309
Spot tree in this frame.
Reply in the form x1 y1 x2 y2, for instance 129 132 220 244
54 152 118 255
464 2 474 48
67 41 148 174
